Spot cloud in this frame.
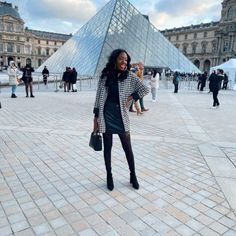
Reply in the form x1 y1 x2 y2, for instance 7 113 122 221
150 0 222 29
25 0 97 23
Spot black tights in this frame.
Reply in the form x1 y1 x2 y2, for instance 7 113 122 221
102 132 135 175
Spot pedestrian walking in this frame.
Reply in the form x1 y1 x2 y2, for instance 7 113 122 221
222 73 229 89
42 66 49 86
7 61 20 98
150 70 159 102
93 49 149 191
173 72 180 93
209 69 224 108
200 72 207 91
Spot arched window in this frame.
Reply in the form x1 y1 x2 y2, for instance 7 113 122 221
194 59 200 69
203 60 211 73
227 7 234 21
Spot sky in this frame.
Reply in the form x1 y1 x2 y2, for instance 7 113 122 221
6 0 222 35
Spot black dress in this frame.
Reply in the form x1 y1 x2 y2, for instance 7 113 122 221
104 78 125 134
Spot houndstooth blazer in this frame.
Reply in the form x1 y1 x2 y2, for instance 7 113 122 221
93 71 149 133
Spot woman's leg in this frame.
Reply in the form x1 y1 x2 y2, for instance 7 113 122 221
25 83 29 97
103 133 113 174
118 132 139 189
29 82 34 97
103 133 114 190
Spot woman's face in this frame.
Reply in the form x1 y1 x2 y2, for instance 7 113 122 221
116 52 127 71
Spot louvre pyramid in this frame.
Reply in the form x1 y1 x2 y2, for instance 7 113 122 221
37 0 200 75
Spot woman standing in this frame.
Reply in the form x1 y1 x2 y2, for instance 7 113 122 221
93 49 149 191
7 61 19 98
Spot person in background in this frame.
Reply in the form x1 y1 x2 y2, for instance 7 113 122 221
42 66 49 86
209 69 224 108
71 68 78 92
173 72 180 93
150 70 159 102
222 73 229 90
7 61 20 98
136 62 149 112
93 49 149 191
200 71 208 91
62 67 71 92
21 63 35 97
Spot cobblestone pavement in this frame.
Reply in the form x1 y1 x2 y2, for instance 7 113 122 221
0 88 236 236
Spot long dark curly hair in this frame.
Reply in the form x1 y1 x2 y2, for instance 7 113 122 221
101 49 131 85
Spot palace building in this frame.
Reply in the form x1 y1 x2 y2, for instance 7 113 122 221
0 1 71 69
162 0 236 72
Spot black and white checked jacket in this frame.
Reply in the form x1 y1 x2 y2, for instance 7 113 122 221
93 71 149 133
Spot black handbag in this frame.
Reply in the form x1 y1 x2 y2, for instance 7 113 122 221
89 131 102 151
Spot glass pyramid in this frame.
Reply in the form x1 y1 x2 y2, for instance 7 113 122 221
37 0 200 75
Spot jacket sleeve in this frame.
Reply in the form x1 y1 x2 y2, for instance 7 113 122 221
93 77 102 117
132 76 149 100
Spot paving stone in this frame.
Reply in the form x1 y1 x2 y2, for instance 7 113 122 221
0 89 236 235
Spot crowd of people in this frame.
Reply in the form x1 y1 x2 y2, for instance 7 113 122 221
62 67 78 92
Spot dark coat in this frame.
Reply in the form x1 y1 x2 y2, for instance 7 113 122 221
21 65 34 83
209 73 223 91
71 70 77 84
62 71 71 83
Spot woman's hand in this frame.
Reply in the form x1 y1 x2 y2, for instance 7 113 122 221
125 96 133 108
93 117 99 132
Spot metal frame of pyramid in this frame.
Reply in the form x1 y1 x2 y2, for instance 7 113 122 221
37 0 200 75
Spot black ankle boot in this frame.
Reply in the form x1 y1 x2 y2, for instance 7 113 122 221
130 173 139 190
107 173 114 191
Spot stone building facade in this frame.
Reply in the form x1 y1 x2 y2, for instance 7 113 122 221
162 0 236 72
0 1 71 70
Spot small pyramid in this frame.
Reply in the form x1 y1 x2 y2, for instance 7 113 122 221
37 0 199 75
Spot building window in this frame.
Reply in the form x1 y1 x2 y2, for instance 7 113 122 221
38 40 40 44
46 40 49 45
17 45 21 53
185 34 188 40
176 35 179 41
37 47 41 55
38 59 42 66
192 43 197 54
27 37 30 42
17 36 20 41
204 32 207 38
54 48 57 53
201 42 207 53
227 7 234 21
175 44 179 49
223 39 229 51
54 41 57 46
7 23 13 32
183 45 188 54
0 43 3 52
0 22 3 31
7 43 14 52
46 48 49 55
212 40 216 52
194 32 197 39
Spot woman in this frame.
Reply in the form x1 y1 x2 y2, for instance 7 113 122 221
173 72 180 93
150 70 159 102
7 61 19 98
21 63 35 97
93 49 149 191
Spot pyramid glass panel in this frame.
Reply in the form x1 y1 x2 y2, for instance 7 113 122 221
38 0 200 75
